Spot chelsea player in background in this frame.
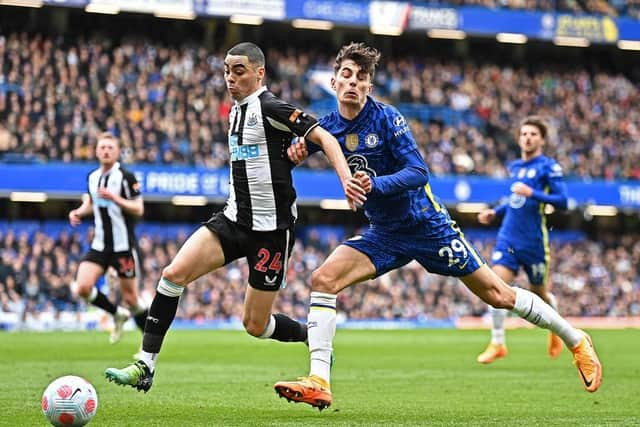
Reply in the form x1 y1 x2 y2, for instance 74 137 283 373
476 116 568 364
274 43 602 410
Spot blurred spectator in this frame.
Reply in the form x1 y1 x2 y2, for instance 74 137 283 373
0 225 638 325
1 33 638 179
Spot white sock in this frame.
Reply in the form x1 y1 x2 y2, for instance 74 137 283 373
547 292 558 311
258 315 276 339
87 286 98 303
139 351 157 372
115 305 130 318
490 306 507 345
511 287 582 348
130 299 147 315
308 292 337 384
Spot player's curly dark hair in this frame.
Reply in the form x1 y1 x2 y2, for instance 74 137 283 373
334 42 381 79
520 115 548 139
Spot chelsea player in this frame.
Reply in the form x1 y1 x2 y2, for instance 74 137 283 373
476 116 568 364
274 43 601 409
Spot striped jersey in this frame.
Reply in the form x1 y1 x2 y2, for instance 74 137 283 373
223 86 319 231
319 96 450 233
87 162 141 252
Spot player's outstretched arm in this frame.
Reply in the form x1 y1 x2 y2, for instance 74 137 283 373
306 126 366 210
68 194 93 226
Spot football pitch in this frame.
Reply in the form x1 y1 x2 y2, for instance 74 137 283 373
1 329 638 426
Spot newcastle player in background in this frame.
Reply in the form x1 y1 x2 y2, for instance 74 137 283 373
69 131 148 344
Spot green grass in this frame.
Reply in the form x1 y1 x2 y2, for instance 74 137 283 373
1 329 639 426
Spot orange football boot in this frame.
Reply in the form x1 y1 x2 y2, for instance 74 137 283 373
548 332 563 359
476 343 508 364
570 330 602 393
274 375 332 410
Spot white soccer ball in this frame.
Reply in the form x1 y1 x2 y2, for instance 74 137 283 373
41 375 98 427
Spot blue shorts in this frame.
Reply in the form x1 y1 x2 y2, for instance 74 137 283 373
491 239 549 286
343 222 485 278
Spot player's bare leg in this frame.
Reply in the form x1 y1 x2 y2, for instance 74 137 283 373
74 261 131 344
477 265 513 364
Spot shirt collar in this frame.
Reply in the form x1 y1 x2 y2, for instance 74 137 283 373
235 86 267 106
101 161 120 176
339 96 374 123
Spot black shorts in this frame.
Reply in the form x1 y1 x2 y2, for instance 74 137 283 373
203 212 294 291
82 248 139 279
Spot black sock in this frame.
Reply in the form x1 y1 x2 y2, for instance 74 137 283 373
270 313 308 342
91 290 117 315
142 293 180 353
133 309 148 332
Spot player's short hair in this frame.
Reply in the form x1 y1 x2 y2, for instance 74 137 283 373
97 131 119 146
227 42 265 68
520 116 548 139
334 42 381 79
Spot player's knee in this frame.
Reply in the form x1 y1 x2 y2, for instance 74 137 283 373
161 263 188 286
73 281 93 299
310 269 339 294
242 317 266 337
486 287 515 310
120 291 138 307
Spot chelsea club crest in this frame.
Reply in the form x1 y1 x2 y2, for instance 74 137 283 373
365 133 379 148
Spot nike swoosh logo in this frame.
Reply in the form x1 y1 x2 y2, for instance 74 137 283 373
71 388 82 399
577 366 593 387
458 259 470 270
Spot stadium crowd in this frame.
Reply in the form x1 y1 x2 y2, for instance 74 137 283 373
1 33 639 179
439 0 636 17
0 225 639 328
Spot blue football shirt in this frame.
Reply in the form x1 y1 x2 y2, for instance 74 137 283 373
494 155 568 249
317 97 450 233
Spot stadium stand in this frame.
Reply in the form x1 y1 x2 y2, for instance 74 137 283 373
1 33 638 179
1 224 638 330
0 6 639 333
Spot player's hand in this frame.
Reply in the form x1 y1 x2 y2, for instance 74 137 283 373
343 175 367 211
353 171 372 194
97 187 117 201
287 138 309 165
477 209 495 225
69 210 82 227
511 182 533 197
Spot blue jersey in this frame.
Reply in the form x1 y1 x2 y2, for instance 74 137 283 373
318 97 448 234
495 155 568 250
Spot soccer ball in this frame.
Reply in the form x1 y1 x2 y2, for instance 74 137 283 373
41 375 98 427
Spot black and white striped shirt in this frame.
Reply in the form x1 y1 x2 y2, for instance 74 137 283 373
87 162 141 252
223 86 319 231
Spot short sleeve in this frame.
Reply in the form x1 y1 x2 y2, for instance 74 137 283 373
262 95 319 137
122 170 141 199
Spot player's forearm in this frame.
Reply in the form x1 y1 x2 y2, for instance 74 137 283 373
370 150 429 196
116 197 144 217
309 128 352 183
74 197 93 217
493 204 507 217
371 166 429 196
530 190 568 209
